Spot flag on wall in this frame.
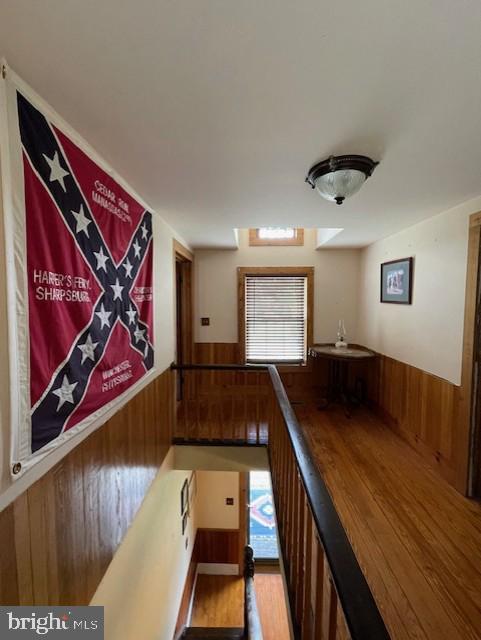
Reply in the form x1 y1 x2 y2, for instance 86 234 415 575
1 65 155 475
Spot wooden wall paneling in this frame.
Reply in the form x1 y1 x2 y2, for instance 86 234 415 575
12 494 34 605
194 342 240 365
194 342 322 405
0 505 20 604
27 470 60 604
0 367 174 607
369 354 460 486
194 528 240 565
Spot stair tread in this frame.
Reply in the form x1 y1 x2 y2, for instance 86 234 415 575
182 627 244 639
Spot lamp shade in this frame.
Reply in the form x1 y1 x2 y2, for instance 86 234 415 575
306 155 378 205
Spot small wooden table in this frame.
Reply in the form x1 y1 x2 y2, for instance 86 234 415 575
309 344 376 415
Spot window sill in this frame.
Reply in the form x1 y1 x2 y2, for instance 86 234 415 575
245 361 312 373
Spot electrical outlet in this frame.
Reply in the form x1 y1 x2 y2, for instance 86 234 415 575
226 497 234 506
201 317 210 326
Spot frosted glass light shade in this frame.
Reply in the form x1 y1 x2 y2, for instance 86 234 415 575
314 169 366 204
306 155 378 205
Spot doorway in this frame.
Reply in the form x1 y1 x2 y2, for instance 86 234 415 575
247 471 279 561
174 240 193 401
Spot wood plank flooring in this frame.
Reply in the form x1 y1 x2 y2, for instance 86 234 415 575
190 576 244 628
296 404 481 640
254 574 291 640
190 573 291 639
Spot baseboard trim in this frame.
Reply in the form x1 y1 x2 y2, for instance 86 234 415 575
197 563 239 575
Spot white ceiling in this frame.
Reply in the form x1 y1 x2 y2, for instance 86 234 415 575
1 1 481 248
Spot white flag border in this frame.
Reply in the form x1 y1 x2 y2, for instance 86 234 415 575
0 60 157 480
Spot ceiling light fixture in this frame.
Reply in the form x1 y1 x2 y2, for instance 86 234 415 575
306 155 379 205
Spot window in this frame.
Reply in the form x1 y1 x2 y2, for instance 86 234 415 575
238 267 313 364
248 471 279 560
249 227 304 246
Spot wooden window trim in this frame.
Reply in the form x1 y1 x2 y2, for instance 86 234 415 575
248 228 304 247
238 266 314 364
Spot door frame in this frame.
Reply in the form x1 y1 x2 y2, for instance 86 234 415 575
460 211 481 496
173 239 194 399
246 470 279 565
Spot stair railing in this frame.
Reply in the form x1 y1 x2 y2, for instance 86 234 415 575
243 545 263 640
172 363 390 640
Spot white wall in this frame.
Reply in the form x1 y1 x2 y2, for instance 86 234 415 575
91 450 196 640
195 470 240 530
358 195 481 385
195 228 361 345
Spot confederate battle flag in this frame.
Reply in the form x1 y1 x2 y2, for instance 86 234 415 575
4 76 154 469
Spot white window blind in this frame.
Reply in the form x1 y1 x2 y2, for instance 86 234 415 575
245 275 307 363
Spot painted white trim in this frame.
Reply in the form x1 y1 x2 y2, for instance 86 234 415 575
197 563 239 576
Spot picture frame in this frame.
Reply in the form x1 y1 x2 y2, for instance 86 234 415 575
188 471 197 509
380 257 413 304
182 512 188 535
181 479 189 516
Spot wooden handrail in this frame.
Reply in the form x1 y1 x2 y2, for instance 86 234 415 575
173 363 390 639
266 365 390 639
243 546 263 640
171 363 269 371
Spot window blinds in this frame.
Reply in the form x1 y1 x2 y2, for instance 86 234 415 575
245 275 307 363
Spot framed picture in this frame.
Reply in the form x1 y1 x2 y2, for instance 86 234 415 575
181 479 189 516
182 512 188 535
380 257 413 304
188 471 197 508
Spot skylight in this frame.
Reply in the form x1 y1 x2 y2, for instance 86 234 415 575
258 227 296 240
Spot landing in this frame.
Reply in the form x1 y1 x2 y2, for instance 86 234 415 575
296 404 481 640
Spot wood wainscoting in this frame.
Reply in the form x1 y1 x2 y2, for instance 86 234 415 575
194 342 465 490
0 367 174 606
366 354 461 488
194 342 323 403
195 528 240 565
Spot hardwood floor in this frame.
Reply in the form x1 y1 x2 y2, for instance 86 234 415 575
296 403 481 640
254 574 291 640
190 573 291 639
190 575 244 628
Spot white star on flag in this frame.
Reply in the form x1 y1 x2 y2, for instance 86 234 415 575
94 246 109 272
126 305 137 325
95 303 112 329
122 257 133 278
52 374 78 411
43 151 70 191
133 239 141 258
77 333 99 364
141 223 149 240
111 278 124 300
71 204 91 237
134 327 145 343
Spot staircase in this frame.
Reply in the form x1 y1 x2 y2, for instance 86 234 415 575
180 628 244 639
178 547 263 640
